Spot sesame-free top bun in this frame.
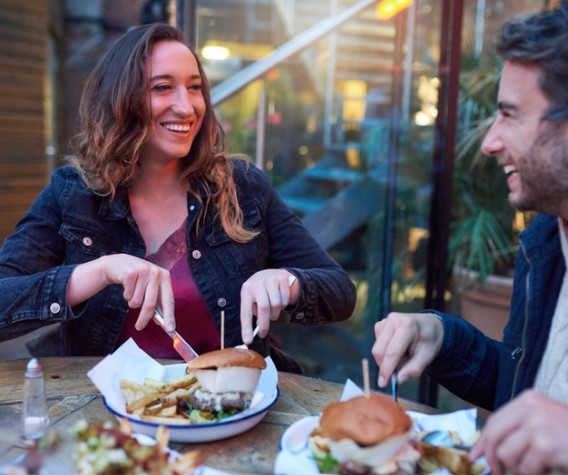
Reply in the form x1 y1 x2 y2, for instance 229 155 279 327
187 348 267 370
187 348 267 394
319 392 411 447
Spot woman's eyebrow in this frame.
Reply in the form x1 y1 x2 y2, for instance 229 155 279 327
149 73 202 81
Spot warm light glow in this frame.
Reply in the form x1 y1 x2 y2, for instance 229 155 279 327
376 0 413 20
202 45 230 61
342 80 367 122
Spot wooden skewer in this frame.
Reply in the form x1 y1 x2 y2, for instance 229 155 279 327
220 311 225 350
362 358 370 398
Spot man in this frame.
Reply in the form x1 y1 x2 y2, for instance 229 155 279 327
372 2 568 474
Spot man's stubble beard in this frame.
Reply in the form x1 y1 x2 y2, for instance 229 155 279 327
511 127 568 215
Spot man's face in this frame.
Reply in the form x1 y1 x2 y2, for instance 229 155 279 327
481 61 568 217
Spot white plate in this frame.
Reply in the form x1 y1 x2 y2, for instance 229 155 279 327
275 415 323 475
275 414 490 475
104 361 279 443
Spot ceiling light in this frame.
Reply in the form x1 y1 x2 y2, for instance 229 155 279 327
202 45 230 61
376 0 413 20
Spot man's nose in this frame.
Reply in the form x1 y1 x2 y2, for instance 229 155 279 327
480 118 503 157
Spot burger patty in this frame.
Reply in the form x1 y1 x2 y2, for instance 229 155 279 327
189 388 253 413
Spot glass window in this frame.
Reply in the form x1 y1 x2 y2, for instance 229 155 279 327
192 0 545 405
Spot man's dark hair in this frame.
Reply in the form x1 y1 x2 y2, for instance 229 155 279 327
496 0 568 121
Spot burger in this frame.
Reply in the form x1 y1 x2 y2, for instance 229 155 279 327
309 392 421 475
185 347 266 422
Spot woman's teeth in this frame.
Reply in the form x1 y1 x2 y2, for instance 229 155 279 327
164 124 190 132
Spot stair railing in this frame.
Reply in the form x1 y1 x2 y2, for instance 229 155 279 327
210 0 379 106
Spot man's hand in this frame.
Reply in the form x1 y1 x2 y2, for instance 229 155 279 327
371 312 444 388
470 390 568 475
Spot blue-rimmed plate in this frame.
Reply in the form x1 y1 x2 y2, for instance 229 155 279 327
103 360 279 443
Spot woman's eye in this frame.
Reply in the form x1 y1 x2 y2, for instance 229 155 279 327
152 84 171 92
188 84 202 91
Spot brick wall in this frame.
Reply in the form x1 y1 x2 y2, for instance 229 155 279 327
0 0 51 244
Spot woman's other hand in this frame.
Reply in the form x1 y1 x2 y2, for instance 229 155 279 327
240 269 299 345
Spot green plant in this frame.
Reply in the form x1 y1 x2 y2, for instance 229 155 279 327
449 55 519 284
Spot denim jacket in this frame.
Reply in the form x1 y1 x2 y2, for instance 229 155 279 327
0 159 356 364
426 213 564 411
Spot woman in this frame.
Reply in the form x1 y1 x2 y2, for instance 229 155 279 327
0 24 356 371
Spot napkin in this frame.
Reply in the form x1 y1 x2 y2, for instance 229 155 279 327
87 338 169 410
274 379 488 475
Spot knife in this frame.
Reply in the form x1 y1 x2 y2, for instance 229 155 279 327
152 309 199 362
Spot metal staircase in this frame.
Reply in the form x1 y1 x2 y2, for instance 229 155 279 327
271 1 398 251
273 0 396 96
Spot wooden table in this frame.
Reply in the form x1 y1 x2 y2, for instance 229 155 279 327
0 357 436 474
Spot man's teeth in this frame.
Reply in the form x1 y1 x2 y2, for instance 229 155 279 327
164 124 190 132
504 165 517 176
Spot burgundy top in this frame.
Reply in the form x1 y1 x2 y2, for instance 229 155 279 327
116 220 220 358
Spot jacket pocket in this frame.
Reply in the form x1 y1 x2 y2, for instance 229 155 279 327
60 222 120 261
203 206 268 277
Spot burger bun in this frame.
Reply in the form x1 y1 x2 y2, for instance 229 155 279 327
312 392 414 468
187 348 267 394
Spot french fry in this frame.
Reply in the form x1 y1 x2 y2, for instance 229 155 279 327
156 405 178 417
420 442 481 475
119 372 200 423
127 393 161 413
155 425 169 452
170 450 203 473
143 377 168 390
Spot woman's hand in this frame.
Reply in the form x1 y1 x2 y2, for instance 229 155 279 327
240 269 299 345
372 312 444 388
470 390 568 475
67 254 175 331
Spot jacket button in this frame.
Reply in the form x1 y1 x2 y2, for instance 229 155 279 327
294 312 305 320
49 303 61 314
82 237 93 247
217 298 227 307
191 250 202 259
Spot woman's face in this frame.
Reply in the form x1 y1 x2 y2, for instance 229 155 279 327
140 40 205 166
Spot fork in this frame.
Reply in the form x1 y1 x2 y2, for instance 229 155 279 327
236 326 259 350
391 373 398 402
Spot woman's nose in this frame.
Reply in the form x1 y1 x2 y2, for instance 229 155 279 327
172 89 194 116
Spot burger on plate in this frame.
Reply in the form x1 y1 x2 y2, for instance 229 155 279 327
185 347 266 422
309 392 421 475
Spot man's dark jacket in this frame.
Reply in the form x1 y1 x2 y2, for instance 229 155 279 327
427 213 564 410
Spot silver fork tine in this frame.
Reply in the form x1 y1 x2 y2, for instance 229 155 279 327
391 373 398 402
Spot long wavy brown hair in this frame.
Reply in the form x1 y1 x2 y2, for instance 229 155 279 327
69 23 257 243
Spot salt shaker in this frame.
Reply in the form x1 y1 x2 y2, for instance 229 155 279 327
21 357 50 441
